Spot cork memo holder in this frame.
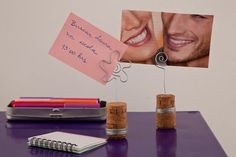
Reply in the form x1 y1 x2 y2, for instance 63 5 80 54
106 102 127 139
156 94 176 129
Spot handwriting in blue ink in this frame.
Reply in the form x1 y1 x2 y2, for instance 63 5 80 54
70 20 92 38
61 44 87 63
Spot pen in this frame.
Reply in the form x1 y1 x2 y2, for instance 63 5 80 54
11 103 102 108
19 97 99 100
14 99 99 104
12 98 106 108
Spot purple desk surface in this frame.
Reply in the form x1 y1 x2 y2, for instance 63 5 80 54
0 111 227 157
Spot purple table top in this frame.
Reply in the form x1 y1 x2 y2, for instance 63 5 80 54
0 111 227 157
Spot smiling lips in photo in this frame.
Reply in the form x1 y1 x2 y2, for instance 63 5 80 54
166 35 195 51
124 27 151 47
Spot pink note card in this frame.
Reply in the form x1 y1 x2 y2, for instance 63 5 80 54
49 13 128 85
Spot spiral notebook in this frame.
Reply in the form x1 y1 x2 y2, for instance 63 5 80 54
27 131 107 154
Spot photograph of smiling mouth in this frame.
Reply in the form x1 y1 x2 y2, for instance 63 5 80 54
125 27 151 47
167 35 194 49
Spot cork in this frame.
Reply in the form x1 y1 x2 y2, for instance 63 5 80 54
156 94 176 129
106 102 127 139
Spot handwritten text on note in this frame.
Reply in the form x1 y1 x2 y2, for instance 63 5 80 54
49 13 127 84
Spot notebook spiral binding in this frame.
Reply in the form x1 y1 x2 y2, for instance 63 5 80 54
28 137 77 152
